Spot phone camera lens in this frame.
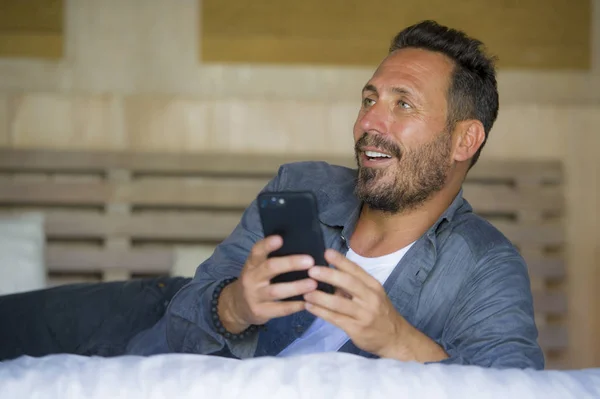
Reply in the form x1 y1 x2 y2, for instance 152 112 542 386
260 199 267 208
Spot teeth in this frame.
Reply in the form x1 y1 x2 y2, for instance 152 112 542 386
365 150 391 158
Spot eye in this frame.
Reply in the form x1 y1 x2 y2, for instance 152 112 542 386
399 100 411 109
362 98 376 108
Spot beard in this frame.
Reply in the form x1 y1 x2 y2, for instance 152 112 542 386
354 130 452 214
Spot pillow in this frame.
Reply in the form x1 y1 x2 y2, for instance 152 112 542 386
172 245 216 277
0 212 46 295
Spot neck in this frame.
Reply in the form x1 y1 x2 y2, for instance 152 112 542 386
350 181 462 258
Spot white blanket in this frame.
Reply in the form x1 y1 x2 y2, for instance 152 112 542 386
1 352 599 399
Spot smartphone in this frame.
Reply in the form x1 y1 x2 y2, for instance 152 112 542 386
257 191 335 301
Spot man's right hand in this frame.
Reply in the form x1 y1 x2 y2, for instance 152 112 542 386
216 235 318 334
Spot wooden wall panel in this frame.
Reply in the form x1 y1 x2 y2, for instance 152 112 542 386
0 32 62 59
5 93 580 160
0 93 8 146
9 93 125 151
0 0 63 59
0 0 62 30
565 108 600 368
201 0 591 70
124 96 213 153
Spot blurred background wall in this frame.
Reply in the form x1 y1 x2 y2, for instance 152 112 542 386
0 0 597 368
0 0 597 157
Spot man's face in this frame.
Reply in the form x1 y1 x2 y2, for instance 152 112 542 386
353 48 456 214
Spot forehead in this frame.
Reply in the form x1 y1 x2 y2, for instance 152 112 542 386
367 48 455 100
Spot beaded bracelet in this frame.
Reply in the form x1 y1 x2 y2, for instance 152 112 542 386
211 277 262 341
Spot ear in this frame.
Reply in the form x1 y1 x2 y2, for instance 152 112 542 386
452 120 486 163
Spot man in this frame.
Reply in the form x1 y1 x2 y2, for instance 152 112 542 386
127 20 544 369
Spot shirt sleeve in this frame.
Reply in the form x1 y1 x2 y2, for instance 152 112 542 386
432 248 545 370
160 166 287 358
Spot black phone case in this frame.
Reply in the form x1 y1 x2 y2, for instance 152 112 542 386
257 191 335 301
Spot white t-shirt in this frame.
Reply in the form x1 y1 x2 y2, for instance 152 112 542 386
277 242 415 357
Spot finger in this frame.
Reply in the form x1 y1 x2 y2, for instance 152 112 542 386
305 302 353 332
335 288 352 299
258 278 317 301
308 266 370 299
259 301 306 319
324 249 382 291
247 236 283 269
258 254 315 281
304 289 359 319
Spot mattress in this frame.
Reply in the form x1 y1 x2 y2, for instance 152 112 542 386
1 352 599 399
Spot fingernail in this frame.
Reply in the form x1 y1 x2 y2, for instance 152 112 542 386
300 256 314 267
308 267 320 276
269 236 282 248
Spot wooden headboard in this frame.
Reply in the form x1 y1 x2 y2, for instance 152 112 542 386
0 148 566 367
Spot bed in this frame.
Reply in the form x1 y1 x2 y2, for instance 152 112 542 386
1 149 591 398
2 352 599 398
0 148 569 368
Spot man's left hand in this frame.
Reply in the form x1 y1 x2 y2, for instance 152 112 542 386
303 248 408 358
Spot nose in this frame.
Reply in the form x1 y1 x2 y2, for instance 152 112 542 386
358 101 389 134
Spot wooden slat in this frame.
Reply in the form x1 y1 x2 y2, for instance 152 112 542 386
126 153 350 176
1 179 564 216
0 180 110 205
525 258 566 280
466 160 563 182
0 149 119 173
126 213 240 241
44 211 241 242
0 148 351 176
538 326 568 351
532 291 568 315
127 179 563 212
544 357 569 370
490 221 564 246
43 211 566 247
43 213 566 281
104 169 134 281
463 184 563 213
43 211 112 237
564 113 600 368
0 179 265 208
0 149 563 181
123 179 268 208
46 246 173 274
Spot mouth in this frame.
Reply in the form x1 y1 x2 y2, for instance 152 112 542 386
360 148 395 167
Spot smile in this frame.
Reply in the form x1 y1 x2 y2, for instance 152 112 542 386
364 150 392 160
360 148 395 167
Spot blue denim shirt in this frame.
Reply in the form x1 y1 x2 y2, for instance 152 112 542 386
127 161 544 370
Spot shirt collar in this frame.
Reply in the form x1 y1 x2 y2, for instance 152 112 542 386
426 187 470 238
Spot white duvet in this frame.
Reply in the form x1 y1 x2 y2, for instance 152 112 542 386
1 352 599 399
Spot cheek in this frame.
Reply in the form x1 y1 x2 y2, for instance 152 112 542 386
391 118 430 147
389 119 415 144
